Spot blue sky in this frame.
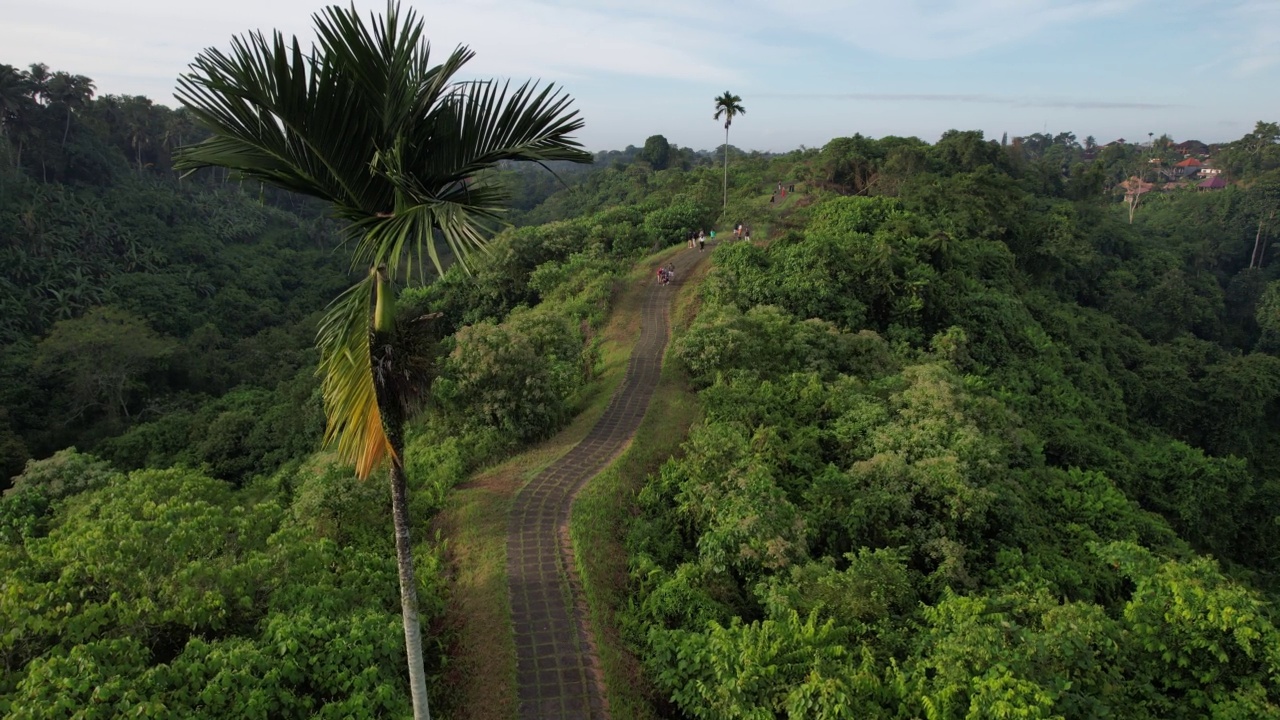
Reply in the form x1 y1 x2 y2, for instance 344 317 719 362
4 0 1278 151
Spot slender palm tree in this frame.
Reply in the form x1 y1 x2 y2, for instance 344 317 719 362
0 65 38 169
121 96 154 171
0 64 28 127
25 64 50 105
713 91 745 209
0 65 27 163
46 71 95 148
173 4 591 718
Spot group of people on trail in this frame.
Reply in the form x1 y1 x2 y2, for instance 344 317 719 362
662 221 757 284
770 181 795 204
685 229 707 252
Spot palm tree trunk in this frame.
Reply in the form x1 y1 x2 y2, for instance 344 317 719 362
62 110 71 149
370 274 432 720
1253 209 1275 269
723 124 729 209
390 452 432 720
373 348 433 720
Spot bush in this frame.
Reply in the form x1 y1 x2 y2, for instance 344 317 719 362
434 306 583 442
7 447 119 501
643 199 714 248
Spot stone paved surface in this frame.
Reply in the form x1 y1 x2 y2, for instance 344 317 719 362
506 247 706 719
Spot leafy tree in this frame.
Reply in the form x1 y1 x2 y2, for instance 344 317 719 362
1 464 437 717
819 134 885 194
713 91 745 209
933 129 1006 174
171 4 591 716
433 305 584 440
33 306 176 427
638 133 671 170
649 611 891 719
643 198 713 247
1220 121 1280 180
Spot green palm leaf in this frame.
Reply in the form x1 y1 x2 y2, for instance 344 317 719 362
174 2 591 480
315 271 389 479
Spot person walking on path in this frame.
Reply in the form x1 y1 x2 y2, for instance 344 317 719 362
697 230 706 252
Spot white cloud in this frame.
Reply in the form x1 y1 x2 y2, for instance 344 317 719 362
405 0 739 82
1 0 1266 151
761 0 1140 59
1226 0 1280 73
1 0 743 105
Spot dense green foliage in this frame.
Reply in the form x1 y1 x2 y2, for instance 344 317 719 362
0 57 662 716
7 53 1280 718
0 451 443 717
0 61 682 488
616 129 1280 717
0 63 351 484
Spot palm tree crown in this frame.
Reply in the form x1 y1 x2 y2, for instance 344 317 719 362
174 1 591 479
713 91 744 129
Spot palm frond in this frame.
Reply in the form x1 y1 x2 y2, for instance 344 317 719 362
316 271 391 479
174 8 397 216
174 1 594 479
447 79 590 172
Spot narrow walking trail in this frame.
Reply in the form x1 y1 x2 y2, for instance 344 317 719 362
505 246 707 718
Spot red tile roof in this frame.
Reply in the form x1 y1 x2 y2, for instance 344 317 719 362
1174 157 1203 168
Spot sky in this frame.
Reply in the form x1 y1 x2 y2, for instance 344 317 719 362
3 0 1279 152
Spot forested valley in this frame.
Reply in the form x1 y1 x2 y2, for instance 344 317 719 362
3 55 1280 718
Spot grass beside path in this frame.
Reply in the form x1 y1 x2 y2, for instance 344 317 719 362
432 244 690 719
568 247 713 719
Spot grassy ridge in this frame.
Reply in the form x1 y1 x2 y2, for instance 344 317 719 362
569 246 714 718
432 245 690 718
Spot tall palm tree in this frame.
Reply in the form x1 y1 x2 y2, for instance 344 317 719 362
25 64 50 105
121 96 154 171
45 71 95 148
713 91 745 209
0 65 38 169
0 65 28 162
0 64 28 126
172 4 591 718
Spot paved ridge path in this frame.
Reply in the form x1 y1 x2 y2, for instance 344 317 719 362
506 247 706 718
